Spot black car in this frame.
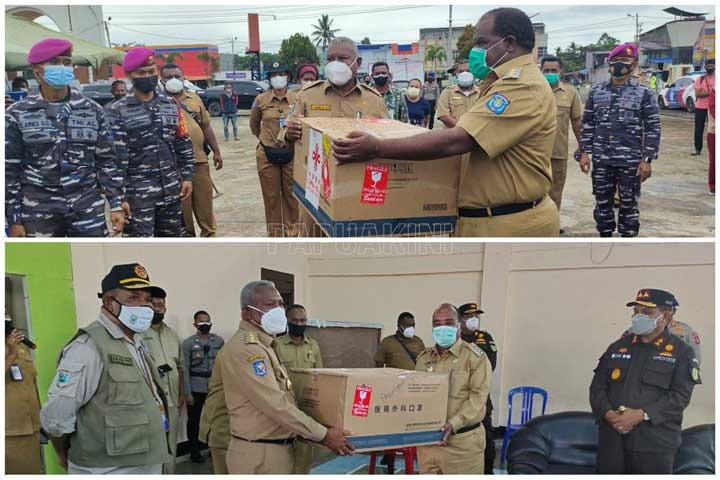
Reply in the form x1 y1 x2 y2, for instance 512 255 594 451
81 84 117 106
198 80 268 116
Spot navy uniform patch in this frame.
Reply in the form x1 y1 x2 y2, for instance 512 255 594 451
486 93 510 115
253 359 267 377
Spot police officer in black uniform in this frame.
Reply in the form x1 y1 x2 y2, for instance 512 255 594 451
589 288 701 474
458 303 497 474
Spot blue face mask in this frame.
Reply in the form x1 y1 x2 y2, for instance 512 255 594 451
432 325 458 348
631 313 663 336
42 65 75 88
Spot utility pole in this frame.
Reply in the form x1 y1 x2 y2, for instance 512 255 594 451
231 37 237 75
448 4 453 72
628 13 643 58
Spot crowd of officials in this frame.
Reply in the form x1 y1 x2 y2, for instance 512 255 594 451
5 260 704 474
5 7 714 238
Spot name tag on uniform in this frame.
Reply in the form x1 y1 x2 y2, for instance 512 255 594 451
311 104 332 111
109 354 134 366
652 355 677 364
10 364 23 381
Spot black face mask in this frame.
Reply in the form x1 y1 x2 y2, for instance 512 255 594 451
152 312 164 324
197 323 212 335
113 94 125 101
373 75 389 87
706 67 715 74
610 62 633 79
288 323 306 337
133 75 158 93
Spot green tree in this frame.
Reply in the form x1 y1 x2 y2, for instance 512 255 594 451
197 52 220 75
425 44 447 73
311 14 340 51
279 33 320 70
157 51 184 64
456 24 475 61
361 36 371 45
554 33 621 73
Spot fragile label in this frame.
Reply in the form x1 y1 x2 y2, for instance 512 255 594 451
305 129 323 209
352 385 372 417
360 164 389 205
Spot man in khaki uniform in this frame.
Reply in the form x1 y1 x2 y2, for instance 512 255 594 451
283 37 389 237
415 303 492 474
540 55 582 222
375 312 426 370
40 264 170 474
332 8 559 237
250 63 299 237
222 281 353 473
5 311 43 474
161 64 222 237
199 350 230 474
274 304 323 474
143 292 186 474
436 60 481 128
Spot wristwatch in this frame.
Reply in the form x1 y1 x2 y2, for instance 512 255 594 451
643 411 650 421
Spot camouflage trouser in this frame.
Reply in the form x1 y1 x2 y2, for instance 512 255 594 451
124 197 185 237
592 163 641 237
22 195 107 237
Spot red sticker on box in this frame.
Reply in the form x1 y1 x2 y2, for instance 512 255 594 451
360 164 389 205
352 385 372 417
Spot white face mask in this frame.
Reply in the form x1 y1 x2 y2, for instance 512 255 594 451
248 305 287 335
457 71 475 88
113 299 154 333
325 58 356 86
270 75 288 90
465 317 479 331
402 326 415 339
406 87 421 98
164 77 184 94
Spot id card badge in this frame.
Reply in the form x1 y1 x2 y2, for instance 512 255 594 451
10 364 23 381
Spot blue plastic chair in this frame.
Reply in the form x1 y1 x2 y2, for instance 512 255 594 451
500 386 548 466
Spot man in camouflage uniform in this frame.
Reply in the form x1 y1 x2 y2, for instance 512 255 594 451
579 43 660 237
106 47 194 237
371 62 409 123
5 38 125 237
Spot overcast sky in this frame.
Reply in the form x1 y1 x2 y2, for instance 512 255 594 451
36 4 715 55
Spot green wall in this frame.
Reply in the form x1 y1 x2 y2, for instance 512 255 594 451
6 243 77 475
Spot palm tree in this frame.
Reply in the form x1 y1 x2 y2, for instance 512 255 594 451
425 45 447 73
311 14 340 51
197 52 220 75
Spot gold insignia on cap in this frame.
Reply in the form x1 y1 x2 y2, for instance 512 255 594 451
273 62 279 68
625 48 632 56
611 368 621 380
134 265 148 279
639 290 650 298
146 55 154 65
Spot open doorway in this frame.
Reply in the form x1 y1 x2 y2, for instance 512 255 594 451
261 268 294 307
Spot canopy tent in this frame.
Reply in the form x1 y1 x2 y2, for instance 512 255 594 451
5 15 125 70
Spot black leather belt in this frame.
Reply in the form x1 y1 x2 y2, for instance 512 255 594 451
190 371 212 378
459 197 544 218
232 434 296 445
454 423 482 435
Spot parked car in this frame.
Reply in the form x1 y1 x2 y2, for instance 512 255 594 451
81 83 118 106
198 80 268 116
658 74 703 113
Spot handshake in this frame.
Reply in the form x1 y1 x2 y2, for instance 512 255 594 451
604 406 646 435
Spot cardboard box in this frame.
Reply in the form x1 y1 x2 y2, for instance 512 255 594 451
292 368 449 452
292 117 460 237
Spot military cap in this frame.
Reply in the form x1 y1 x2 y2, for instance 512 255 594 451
626 288 675 308
608 43 638 60
27 38 73 64
458 303 484 315
266 62 293 80
123 47 156 73
98 263 166 298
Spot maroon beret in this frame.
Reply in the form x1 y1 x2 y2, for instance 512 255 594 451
608 43 638 60
123 47 156 73
27 38 73 64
